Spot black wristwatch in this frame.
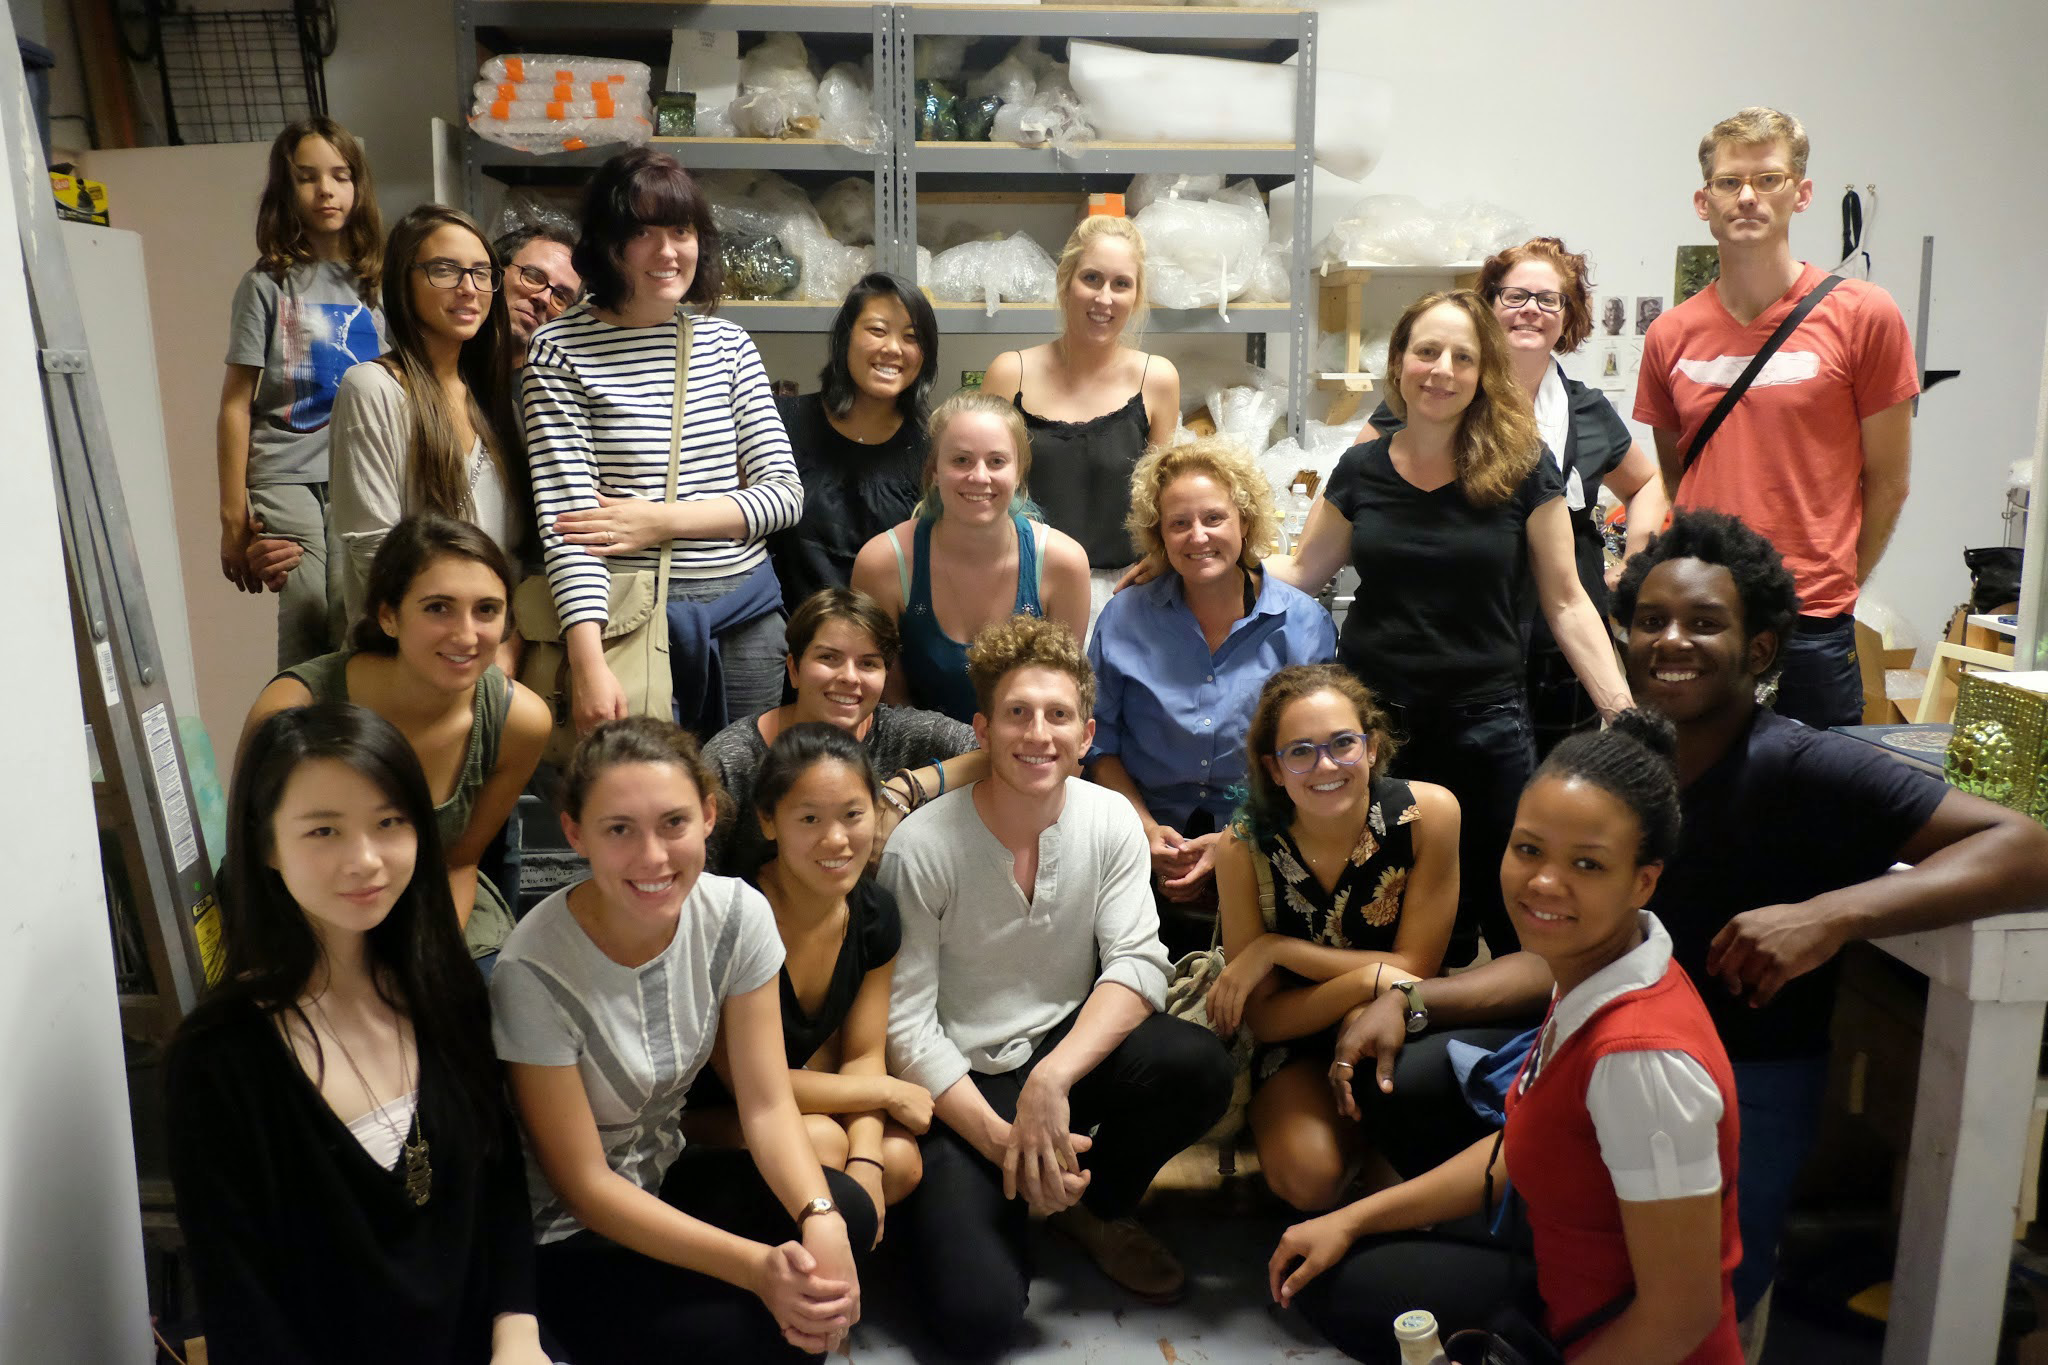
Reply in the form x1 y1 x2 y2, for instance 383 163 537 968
1393 980 1429 1035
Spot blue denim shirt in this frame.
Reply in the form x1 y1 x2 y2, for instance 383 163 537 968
1086 568 1335 831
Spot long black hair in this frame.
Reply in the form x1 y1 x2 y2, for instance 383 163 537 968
192 703 502 1152
817 271 939 430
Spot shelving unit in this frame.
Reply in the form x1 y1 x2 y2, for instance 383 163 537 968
453 1 1316 433
1315 260 1482 426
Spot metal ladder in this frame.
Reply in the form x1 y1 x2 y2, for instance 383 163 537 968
3 18 217 1040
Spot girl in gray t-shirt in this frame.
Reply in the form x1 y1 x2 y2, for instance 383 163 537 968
490 717 873 1361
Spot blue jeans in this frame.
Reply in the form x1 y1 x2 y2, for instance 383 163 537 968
1731 1055 1829 1316
1773 614 1863 731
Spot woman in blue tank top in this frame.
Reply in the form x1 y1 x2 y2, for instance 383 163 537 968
851 391 1090 723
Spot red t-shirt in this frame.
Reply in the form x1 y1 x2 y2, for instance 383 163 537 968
1634 264 1918 615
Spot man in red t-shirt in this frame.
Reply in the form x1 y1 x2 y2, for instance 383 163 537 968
1636 107 1918 730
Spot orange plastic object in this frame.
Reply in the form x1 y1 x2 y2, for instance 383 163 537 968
496 82 515 100
505 56 524 82
552 81 572 100
1087 193 1126 217
490 98 510 120
594 92 615 118
563 137 588 151
553 68 572 82
546 100 565 119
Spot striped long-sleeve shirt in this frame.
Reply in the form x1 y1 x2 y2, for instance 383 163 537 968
522 308 802 630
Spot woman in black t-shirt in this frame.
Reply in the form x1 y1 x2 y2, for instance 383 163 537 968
1270 290 1630 960
767 273 940 609
1355 239 1669 758
688 723 929 1245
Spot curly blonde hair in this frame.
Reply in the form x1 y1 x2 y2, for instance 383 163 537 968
1126 437 1279 570
1382 290 1539 508
1055 215 1148 333
965 615 1095 719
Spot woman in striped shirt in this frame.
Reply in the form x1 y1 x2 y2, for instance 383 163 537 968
522 149 803 738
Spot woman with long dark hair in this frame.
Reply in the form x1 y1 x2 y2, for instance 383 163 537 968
166 704 542 1364
332 205 528 650
240 515 550 967
767 273 940 609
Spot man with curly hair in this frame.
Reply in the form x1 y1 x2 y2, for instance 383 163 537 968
880 615 1233 1359
1327 510 2048 1337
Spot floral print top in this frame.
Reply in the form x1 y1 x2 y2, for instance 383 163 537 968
1260 774 1422 953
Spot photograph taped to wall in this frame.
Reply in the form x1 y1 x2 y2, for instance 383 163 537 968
1675 245 1720 304
1600 296 1627 336
1635 295 1664 335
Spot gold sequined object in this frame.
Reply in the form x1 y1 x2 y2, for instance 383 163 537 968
1944 672 2048 825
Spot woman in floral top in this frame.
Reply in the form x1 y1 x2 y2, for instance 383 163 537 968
1207 665 1459 1211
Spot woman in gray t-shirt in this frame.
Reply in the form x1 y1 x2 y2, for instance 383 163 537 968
490 718 874 1362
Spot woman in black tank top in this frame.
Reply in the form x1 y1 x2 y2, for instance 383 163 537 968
980 216 1181 603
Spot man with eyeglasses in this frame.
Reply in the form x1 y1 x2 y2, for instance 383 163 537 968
492 225 582 353
1634 106 1917 731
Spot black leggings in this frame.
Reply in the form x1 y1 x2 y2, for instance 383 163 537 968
1290 1215 1538 1364
890 1010 1235 1361
1346 1025 1529 1179
1380 691 1536 964
534 1149 877 1364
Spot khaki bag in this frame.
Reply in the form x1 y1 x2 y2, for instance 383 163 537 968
517 315 691 767
1164 838 1276 1143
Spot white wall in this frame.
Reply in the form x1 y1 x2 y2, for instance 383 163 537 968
0 9 153 1360
1315 0 2048 653
84 142 274 762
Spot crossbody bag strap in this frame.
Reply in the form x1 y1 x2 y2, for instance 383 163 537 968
1681 273 1844 479
1252 840 1277 933
657 312 693 605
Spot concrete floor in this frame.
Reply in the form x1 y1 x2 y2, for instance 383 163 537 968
831 1147 1888 1365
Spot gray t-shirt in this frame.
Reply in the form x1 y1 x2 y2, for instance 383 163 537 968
489 875 784 1244
225 261 386 485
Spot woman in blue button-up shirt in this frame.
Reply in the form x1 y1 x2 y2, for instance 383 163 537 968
1086 437 1336 954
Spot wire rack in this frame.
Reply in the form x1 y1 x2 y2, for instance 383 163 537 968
155 9 327 146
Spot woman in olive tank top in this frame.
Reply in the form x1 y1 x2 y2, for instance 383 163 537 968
238 515 550 967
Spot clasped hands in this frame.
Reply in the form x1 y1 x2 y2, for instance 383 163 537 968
989 1073 1093 1216
1147 824 1224 903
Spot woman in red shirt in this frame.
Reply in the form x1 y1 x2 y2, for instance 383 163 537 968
1268 711 1741 1365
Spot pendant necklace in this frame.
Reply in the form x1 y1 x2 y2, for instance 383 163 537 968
312 995 433 1206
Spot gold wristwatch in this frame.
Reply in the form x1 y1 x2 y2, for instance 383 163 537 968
796 1195 839 1228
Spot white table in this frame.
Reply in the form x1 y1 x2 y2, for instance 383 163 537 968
1877 908 2048 1363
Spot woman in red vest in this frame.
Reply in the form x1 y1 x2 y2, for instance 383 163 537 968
1267 711 1741 1365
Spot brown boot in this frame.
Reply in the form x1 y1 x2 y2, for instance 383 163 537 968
1047 1204 1187 1304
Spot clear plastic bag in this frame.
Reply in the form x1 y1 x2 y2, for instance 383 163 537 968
1133 181 1269 315
1322 194 1532 268
700 169 869 303
914 36 968 81
927 233 1058 315
968 42 1040 105
728 32 820 140
916 80 960 141
959 95 1004 141
816 61 886 149
1126 172 1223 216
1240 243 1292 304
722 233 802 299
490 189 578 244
1205 367 1287 455
1260 419 1356 509
815 177 876 247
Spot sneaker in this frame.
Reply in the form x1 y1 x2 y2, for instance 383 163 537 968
1047 1205 1187 1304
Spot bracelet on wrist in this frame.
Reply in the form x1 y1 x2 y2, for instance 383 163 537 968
847 1155 885 1170
932 763 947 797
879 782 913 818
